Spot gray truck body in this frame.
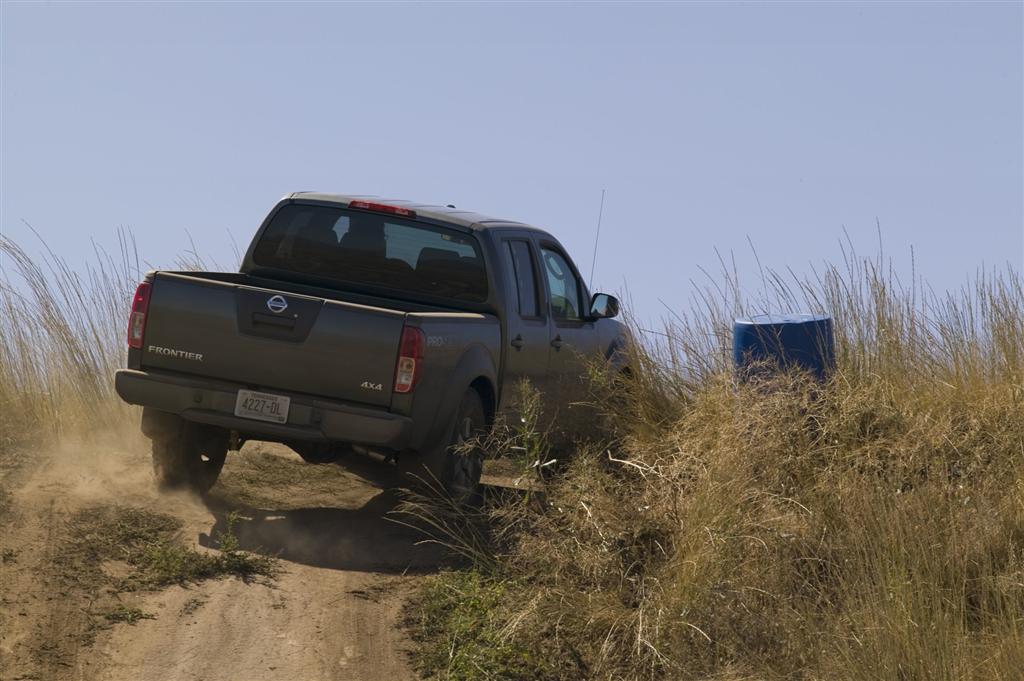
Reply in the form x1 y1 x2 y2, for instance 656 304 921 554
115 193 626 461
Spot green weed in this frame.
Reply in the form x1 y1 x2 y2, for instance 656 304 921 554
102 605 155 625
65 505 276 588
410 571 573 681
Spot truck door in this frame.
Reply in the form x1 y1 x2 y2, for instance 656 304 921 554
537 243 600 432
498 237 551 417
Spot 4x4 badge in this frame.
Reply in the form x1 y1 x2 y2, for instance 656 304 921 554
266 295 288 314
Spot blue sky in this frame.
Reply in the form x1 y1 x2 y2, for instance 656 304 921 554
2 1 1021 323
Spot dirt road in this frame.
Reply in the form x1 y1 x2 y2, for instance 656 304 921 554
0 430 442 681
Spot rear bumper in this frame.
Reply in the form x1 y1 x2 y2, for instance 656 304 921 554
115 369 413 449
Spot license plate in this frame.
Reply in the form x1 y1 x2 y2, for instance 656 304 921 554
234 390 290 424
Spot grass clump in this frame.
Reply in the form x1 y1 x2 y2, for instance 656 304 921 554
133 510 277 586
65 505 277 588
410 571 572 680
407 251 1024 681
102 605 155 625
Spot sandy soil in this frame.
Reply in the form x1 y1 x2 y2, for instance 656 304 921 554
0 431 445 681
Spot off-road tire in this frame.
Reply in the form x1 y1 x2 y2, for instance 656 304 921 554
400 389 486 506
151 421 228 494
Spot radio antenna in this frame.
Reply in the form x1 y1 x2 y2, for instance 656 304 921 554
588 188 606 289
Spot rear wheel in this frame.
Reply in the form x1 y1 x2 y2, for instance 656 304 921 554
400 389 486 506
151 421 228 494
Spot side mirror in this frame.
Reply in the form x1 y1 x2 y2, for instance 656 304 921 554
589 293 620 319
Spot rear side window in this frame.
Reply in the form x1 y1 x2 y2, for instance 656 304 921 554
505 240 539 318
252 204 488 303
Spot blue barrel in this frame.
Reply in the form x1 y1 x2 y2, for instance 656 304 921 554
733 313 835 380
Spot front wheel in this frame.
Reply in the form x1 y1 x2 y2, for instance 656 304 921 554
151 421 228 494
400 389 486 506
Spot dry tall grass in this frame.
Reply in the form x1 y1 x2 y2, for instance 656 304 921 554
0 230 228 449
0 231 143 447
409 251 1024 681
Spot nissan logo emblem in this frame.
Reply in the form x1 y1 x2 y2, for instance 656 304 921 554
266 295 288 314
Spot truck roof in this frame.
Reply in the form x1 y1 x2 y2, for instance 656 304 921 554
289 192 548 234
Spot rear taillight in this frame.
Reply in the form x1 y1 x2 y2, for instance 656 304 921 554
127 281 152 349
394 326 425 393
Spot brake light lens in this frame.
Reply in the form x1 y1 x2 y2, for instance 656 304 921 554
394 326 425 393
127 281 151 349
348 200 417 219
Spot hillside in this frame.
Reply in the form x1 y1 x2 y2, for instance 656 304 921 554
1 233 1021 680
404 256 1024 680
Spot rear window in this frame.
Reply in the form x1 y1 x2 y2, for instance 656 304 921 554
252 204 488 303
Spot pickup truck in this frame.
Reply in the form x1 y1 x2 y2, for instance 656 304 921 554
115 193 627 502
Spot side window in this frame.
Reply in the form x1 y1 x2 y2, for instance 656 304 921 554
505 240 539 318
541 248 582 322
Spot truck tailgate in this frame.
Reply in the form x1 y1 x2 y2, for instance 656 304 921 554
141 272 404 408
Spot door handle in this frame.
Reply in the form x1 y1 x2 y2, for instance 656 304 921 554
550 335 563 350
510 334 524 349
